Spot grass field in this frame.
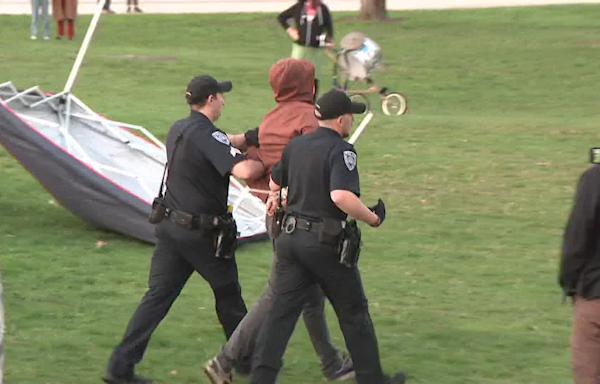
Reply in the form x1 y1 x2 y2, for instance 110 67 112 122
1 5 599 384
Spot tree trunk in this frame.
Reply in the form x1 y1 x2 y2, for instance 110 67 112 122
359 0 387 20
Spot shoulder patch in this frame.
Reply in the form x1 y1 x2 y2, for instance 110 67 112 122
212 131 230 145
343 150 357 171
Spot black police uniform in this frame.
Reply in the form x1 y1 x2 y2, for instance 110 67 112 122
106 110 248 379
249 127 386 384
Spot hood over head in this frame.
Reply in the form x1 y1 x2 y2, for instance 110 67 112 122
269 58 315 103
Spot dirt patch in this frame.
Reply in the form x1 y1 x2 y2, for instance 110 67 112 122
338 16 405 23
108 54 179 62
574 40 600 48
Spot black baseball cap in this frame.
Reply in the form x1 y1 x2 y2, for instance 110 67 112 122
185 75 232 104
314 89 366 120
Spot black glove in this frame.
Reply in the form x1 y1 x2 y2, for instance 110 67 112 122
369 199 385 227
244 127 260 148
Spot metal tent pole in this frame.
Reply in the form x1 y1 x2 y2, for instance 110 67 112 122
348 111 374 145
63 0 107 94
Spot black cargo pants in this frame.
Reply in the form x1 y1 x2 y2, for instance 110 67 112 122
250 227 385 384
107 219 247 377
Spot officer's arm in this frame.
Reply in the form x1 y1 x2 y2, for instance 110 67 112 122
330 190 380 227
231 159 265 180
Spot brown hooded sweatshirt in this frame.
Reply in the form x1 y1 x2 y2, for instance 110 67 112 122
246 58 318 201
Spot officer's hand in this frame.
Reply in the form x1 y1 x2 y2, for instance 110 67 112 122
369 199 385 227
266 193 278 216
244 127 260 148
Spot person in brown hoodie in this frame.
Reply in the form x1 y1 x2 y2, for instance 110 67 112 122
206 58 355 384
231 57 319 202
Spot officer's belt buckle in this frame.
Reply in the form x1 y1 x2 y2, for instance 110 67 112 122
285 216 297 234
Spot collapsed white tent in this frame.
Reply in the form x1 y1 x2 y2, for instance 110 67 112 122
0 0 267 244
0 82 268 244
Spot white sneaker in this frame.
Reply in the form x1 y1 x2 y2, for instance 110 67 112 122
204 357 232 384
30 35 37 40
43 36 50 40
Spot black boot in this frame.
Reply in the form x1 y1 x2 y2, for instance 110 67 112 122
384 371 407 384
103 352 155 384
102 374 155 384
313 78 319 104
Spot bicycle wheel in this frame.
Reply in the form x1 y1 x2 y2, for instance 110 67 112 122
381 92 408 116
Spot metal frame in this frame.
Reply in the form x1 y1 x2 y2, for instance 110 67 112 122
1 82 164 202
0 0 169 204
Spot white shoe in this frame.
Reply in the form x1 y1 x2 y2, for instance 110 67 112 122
204 357 232 384
43 36 50 40
30 35 37 40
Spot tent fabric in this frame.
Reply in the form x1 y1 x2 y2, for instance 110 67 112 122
0 85 267 245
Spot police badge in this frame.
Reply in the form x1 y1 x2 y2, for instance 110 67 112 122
343 150 357 171
212 131 230 145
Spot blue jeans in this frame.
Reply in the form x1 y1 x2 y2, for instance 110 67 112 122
31 0 50 37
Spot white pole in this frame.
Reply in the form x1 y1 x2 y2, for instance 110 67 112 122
63 0 107 94
348 110 374 145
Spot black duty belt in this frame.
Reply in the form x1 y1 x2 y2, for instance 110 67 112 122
165 209 219 230
284 215 321 234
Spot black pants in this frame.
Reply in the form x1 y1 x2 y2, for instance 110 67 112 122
107 219 247 377
250 228 385 384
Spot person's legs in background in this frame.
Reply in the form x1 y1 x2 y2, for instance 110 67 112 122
30 0 40 39
56 19 64 40
102 0 115 14
290 45 323 102
133 0 143 13
40 0 50 39
67 19 74 40
572 297 600 384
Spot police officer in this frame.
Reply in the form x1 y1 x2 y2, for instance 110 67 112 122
103 75 265 384
249 89 406 384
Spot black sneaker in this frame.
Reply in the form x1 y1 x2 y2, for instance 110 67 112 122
102 374 155 384
384 371 407 384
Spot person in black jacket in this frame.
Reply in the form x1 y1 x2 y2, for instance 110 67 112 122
277 0 334 99
559 162 600 384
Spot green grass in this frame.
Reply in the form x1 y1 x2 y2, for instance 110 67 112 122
1 5 599 384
